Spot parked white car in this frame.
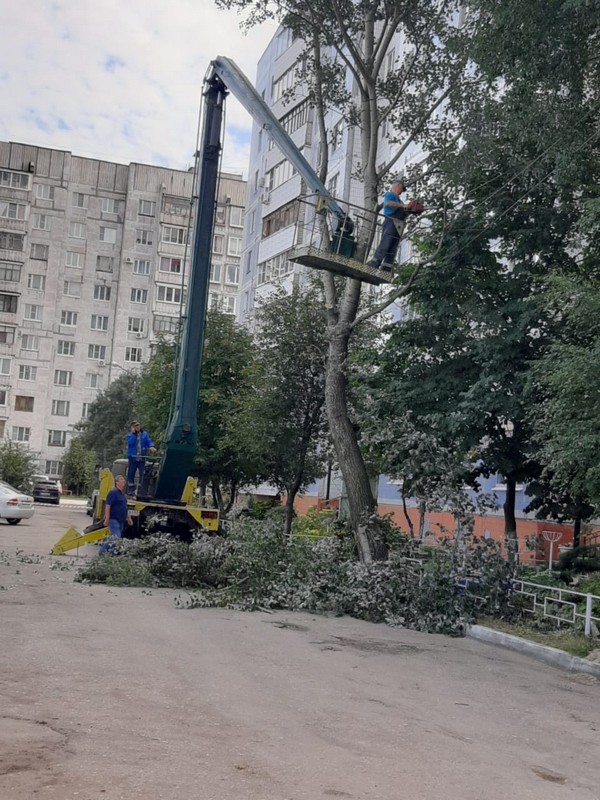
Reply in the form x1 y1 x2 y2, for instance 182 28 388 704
0 482 35 524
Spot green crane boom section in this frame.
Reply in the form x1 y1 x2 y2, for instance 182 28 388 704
154 57 346 502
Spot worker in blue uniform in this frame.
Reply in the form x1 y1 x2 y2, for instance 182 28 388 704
126 420 156 495
368 178 410 271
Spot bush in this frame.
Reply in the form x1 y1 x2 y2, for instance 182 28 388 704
77 516 514 636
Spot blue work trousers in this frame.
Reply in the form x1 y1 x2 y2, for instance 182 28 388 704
371 217 402 270
127 457 145 494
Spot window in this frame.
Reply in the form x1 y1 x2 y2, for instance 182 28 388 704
262 201 297 237
90 315 109 331
30 243 49 260
125 346 143 363
0 326 15 344
0 262 21 281
86 373 101 389
208 292 219 310
156 285 182 304
210 263 222 283
225 264 240 284
266 159 296 191
227 236 242 257
69 221 85 239
27 274 46 291
162 226 186 244
99 226 117 244
94 284 111 301
130 288 148 304
215 206 226 225
327 173 338 198
0 200 27 220
0 358 11 375
136 229 153 246
0 293 18 312
24 304 42 321
21 334 38 351
88 344 106 360
60 310 78 327
162 198 189 216
81 403 90 420
0 170 30 190
12 426 31 442
330 120 343 153
139 199 156 216
159 256 182 273
272 65 296 103
54 369 72 387
0 232 24 250
278 99 311 136
48 430 67 447
127 317 145 334
257 251 294 284
57 340 75 356
18 365 37 381
223 296 236 315
229 207 244 227
15 395 34 412
63 281 81 298
213 234 224 254
45 460 63 476
133 259 151 275
51 399 70 416
153 316 179 334
0 390 6 406
72 192 88 208
65 251 84 268
32 213 49 230
101 197 119 214
96 255 113 272
35 184 55 201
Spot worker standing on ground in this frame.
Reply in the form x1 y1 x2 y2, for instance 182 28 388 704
99 475 132 555
126 420 156 496
369 178 410 271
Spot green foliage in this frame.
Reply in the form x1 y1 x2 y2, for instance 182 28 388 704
0 440 38 491
79 371 142 467
226 285 330 537
61 436 96 495
77 517 513 636
292 507 338 538
558 546 600 582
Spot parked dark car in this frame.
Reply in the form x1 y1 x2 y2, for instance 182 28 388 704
32 481 61 505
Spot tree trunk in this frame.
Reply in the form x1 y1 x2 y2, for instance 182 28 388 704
573 514 581 549
325 306 386 562
503 475 519 568
402 493 414 536
284 493 295 542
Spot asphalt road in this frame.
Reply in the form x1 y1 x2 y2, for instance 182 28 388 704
0 505 598 800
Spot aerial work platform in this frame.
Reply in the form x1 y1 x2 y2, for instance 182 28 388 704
289 244 392 286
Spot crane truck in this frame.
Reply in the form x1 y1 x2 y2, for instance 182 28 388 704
51 56 392 555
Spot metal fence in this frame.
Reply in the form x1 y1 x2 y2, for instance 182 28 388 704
510 579 600 636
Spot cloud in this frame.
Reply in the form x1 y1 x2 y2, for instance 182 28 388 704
1 0 279 175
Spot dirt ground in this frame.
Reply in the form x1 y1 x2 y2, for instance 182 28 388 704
1 506 599 800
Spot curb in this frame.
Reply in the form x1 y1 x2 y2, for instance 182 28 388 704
467 624 600 679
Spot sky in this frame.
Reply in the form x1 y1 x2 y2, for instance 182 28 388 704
0 0 279 175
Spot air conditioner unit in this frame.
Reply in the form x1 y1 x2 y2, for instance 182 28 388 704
98 359 106 367
257 177 265 188
135 332 144 339
125 257 133 264
261 191 271 205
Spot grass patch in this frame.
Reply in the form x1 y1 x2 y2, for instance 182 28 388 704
477 616 598 658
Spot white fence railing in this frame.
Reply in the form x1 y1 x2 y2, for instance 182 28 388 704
510 580 600 636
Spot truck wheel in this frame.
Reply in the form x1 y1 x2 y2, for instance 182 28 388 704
6 518 21 525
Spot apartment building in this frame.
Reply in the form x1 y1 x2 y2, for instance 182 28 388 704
0 140 245 476
238 26 425 326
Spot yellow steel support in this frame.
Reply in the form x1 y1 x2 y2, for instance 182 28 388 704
51 525 109 555
180 476 198 505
